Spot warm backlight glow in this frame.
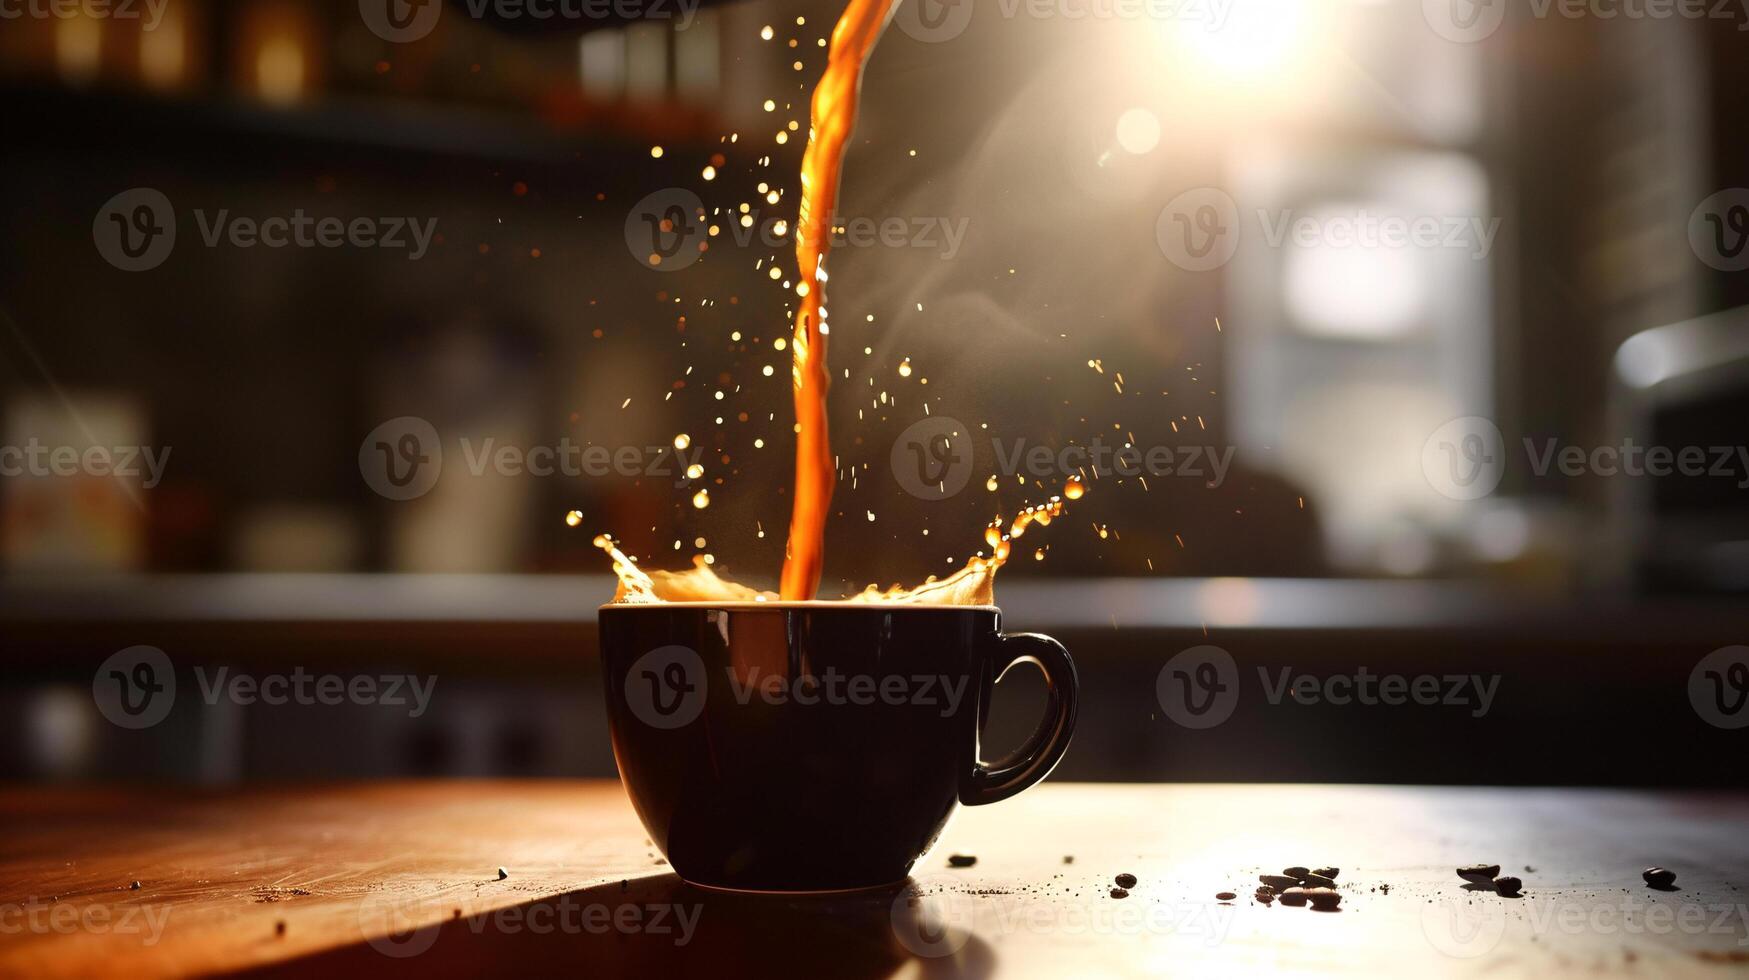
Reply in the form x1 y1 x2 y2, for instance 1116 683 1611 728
139 10 187 89
255 36 306 105
1115 108 1161 155
55 16 102 84
1176 0 1308 77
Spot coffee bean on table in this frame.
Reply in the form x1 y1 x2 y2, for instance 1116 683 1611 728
1110 886 1129 899
1278 887 1309 907
1216 892 1237 901
1261 874 1300 891
1458 864 1500 883
1312 867 1339 880
1493 876 1523 897
1306 887 1341 911
1301 873 1337 889
948 854 977 868
1283 867 1310 879
1255 887 1275 903
1643 867 1676 888
1115 873 1137 888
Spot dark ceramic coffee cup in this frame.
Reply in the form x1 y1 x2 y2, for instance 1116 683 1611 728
599 603 1077 892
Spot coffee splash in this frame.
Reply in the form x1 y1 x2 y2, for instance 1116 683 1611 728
595 0 1080 606
597 493 1072 605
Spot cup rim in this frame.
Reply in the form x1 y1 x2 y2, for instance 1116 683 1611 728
598 601 998 612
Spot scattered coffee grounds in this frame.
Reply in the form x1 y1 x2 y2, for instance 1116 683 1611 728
948 854 978 868
1260 874 1300 891
1312 867 1339 880
1494 876 1523 897
1283 866 1310 879
1301 873 1338 889
1278 887 1309 907
496 867 508 880
1216 891 1237 901
128 881 141 890
1306 887 1341 911
1063 856 1074 865
1115 873 1137 888
1110 887 1129 899
274 921 286 937
1458 864 1500 883
1643 867 1676 889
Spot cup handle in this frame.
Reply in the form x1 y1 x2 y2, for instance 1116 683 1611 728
961 632 1079 806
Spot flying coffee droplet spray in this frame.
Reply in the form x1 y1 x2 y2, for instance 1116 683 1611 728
592 0 1081 605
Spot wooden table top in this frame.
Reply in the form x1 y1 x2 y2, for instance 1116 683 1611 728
0 781 1744 978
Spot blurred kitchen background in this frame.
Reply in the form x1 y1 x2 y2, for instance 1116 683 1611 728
2 0 1746 785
